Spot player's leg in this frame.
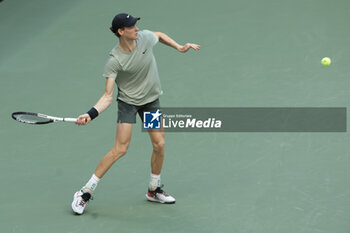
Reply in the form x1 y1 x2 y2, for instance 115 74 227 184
94 123 132 178
145 127 175 204
72 100 137 215
72 123 133 214
137 98 164 176
149 128 165 175
136 99 175 203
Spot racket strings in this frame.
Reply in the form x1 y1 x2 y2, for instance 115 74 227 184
12 113 52 124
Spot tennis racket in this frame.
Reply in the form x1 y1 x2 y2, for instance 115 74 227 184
12 112 77 125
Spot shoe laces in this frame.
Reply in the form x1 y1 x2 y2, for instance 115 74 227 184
79 191 92 206
150 184 169 196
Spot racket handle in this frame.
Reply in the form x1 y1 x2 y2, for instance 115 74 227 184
63 118 77 122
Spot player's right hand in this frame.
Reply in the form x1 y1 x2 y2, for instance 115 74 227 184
76 113 91 125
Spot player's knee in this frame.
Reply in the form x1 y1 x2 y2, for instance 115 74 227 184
111 142 129 160
152 139 165 153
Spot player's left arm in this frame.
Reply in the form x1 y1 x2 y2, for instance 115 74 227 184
152 31 200 53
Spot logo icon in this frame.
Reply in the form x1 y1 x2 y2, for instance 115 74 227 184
126 15 130 18
143 109 161 129
142 49 148 54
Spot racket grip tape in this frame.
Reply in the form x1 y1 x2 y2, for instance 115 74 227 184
87 107 99 120
64 118 78 122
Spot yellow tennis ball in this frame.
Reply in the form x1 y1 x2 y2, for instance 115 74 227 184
321 57 331 66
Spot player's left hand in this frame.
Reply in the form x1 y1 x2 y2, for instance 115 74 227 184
177 43 200 53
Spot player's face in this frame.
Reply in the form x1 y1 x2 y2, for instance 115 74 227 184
120 24 139 40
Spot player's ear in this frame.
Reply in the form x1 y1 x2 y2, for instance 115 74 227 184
117 28 124 36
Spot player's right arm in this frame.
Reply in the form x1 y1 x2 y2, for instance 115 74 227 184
76 77 115 125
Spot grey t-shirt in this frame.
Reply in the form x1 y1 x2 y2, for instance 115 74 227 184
103 30 163 106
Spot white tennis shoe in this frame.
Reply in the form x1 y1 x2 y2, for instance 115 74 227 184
146 185 176 204
71 190 92 215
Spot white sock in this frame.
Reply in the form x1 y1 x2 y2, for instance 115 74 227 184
149 173 161 191
83 174 100 193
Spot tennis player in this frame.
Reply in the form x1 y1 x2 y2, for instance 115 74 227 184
71 13 200 214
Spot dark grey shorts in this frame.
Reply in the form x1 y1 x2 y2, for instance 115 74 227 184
117 98 161 124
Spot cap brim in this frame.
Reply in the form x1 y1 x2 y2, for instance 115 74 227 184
125 17 140 27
